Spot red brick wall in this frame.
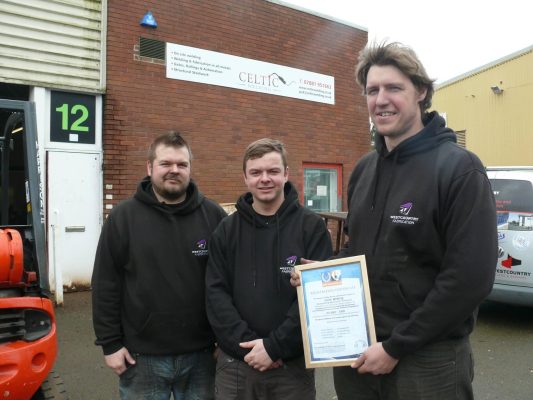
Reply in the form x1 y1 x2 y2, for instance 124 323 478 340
104 0 369 211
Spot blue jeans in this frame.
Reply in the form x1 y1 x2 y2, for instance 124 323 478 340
119 349 215 400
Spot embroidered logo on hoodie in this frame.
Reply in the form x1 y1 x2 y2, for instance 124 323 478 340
192 239 209 256
390 201 419 225
280 255 297 274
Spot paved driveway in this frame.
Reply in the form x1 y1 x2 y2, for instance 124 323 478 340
54 291 533 400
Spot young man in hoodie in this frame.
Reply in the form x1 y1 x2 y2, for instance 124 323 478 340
205 138 333 399
92 131 226 399
313 42 497 399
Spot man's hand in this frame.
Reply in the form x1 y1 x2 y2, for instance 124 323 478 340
289 271 301 287
351 342 398 375
269 359 284 370
289 258 316 287
240 339 275 371
104 347 136 375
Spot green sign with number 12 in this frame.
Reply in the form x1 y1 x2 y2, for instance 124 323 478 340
50 91 95 144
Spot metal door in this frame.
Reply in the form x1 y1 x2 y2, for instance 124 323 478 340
47 151 101 296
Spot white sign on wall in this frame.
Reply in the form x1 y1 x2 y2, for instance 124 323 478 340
166 43 335 104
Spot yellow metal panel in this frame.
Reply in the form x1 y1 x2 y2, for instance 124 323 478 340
433 48 533 166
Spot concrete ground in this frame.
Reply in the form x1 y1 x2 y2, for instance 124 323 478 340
54 291 533 400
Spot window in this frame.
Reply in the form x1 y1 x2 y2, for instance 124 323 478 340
303 163 342 212
491 178 533 231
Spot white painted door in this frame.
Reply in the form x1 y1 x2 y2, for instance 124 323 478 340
47 151 102 292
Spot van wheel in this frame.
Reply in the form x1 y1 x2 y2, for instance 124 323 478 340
31 370 68 399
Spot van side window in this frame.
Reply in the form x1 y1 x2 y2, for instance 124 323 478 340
491 179 533 213
491 179 533 231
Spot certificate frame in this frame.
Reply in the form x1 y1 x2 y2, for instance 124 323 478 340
295 255 376 368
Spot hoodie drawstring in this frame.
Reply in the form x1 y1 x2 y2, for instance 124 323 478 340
371 151 399 255
251 213 257 287
370 157 382 211
275 214 281 292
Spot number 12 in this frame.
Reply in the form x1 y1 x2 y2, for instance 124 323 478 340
55 103 89 132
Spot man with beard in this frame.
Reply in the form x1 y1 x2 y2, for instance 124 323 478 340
92 131 226 399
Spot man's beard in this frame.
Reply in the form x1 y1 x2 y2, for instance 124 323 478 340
152 176 189 203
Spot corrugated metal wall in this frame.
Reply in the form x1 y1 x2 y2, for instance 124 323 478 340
433 47 532 166
0 0 105 93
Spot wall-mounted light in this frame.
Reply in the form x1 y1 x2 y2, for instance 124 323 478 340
140 11 157 28
490 85 504 95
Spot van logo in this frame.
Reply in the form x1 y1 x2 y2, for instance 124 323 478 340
512 235 530 250
497 232 505 240
501 254 521 268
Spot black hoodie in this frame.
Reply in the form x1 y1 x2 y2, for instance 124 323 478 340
92 177 226 355
206 182 333 361
338 112 497 359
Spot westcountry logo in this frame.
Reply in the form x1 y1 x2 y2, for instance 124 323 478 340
501 254 521 268
391 201 419 225
497 254 531 278
192 239 208 257
280 255 298 274
399 202 413 216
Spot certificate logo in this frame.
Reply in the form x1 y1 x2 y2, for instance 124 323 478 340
321 269 342 286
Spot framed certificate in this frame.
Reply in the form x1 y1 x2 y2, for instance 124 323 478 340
295 256 376 368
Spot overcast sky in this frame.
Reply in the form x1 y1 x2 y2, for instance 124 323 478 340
280 0 532 83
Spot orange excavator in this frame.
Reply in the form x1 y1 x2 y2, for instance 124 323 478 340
1 100 67 399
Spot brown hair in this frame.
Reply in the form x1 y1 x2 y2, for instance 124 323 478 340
242 138 288 172
148 131 192 163
355 42 435 112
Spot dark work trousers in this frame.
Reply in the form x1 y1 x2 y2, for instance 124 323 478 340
333 337 474 400
214 349 315 400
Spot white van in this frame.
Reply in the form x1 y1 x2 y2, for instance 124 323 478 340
487 167 533 307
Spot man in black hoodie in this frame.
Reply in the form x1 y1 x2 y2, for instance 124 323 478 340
293 42 497 399
206 138 333 399
92 132 226 399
